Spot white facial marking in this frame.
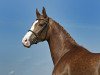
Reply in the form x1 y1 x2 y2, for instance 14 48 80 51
22 20 38 47
30 20 38 31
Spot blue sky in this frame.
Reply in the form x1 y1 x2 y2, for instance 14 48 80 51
0 0 100 75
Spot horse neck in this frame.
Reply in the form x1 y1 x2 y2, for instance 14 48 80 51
47 18 78 65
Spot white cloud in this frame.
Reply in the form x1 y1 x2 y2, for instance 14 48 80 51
9 70 15 75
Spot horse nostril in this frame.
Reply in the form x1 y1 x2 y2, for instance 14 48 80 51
25 39 27 42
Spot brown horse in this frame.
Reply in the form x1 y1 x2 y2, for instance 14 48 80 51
22 7 100 75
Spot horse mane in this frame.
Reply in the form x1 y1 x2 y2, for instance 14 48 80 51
57 23 89 51
51 18 77 45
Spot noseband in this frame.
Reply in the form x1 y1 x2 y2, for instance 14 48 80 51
28 19 49 44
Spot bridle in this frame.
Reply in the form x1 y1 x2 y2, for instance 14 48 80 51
28 18 49 44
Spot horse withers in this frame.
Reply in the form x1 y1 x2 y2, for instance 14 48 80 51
22 7 100 75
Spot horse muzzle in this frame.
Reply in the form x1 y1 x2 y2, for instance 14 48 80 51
22 38 31 48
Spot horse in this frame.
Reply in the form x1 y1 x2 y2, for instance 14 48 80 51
22 7 100 75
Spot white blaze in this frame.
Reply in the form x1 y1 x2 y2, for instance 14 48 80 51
30 20 38 30
22 20 38 47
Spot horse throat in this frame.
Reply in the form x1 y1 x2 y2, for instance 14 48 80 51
47 19 77 65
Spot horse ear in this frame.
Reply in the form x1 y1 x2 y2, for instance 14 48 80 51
36 9 41 18
42 7 47 18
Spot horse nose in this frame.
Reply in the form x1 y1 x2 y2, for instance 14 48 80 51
24 39 27 42
22 38 26 44
22 38 31 47
22 38 28 43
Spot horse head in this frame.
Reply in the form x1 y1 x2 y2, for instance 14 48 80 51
22 7 49 48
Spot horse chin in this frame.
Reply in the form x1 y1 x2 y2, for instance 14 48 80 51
31 39 40 44
23 44 31 48
31 41 38 45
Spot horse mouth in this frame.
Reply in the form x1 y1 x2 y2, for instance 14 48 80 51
22 43 31 48
22 40 31 48
22 37 38 48
23 44 31 48
22 40 37 48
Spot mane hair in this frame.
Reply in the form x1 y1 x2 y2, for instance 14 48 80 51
52 19 77 45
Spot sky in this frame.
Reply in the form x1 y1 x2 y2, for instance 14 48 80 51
0 0 100 75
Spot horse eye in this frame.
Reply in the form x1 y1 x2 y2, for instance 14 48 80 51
39 24 44 26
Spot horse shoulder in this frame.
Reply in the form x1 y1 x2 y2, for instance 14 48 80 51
92 53 100 75
52 54 70 75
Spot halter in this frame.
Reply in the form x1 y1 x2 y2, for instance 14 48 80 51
28 18 49 44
